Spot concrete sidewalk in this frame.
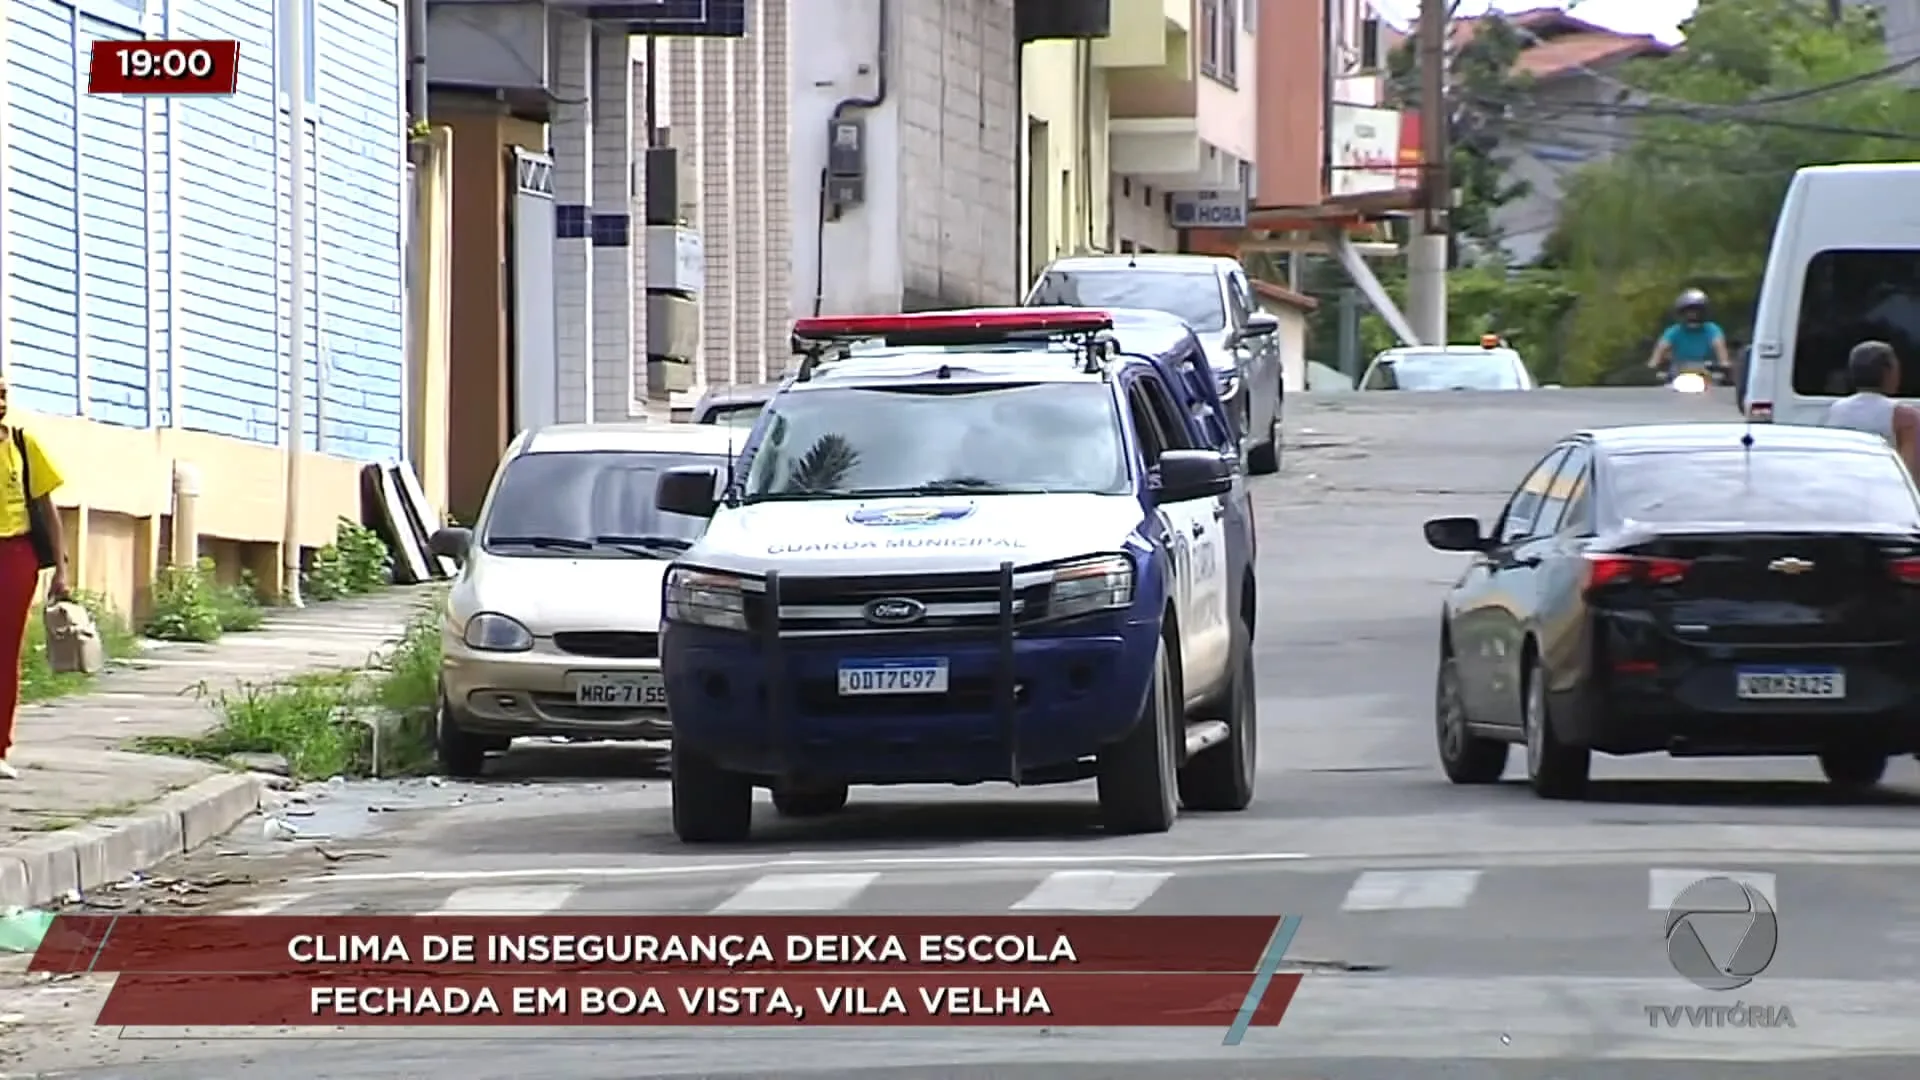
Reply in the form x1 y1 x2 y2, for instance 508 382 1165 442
0 586 435 909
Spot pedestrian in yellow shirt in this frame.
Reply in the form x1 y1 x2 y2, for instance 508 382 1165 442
0 380 69 779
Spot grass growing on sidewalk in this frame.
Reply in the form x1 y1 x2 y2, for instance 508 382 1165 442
22 590 141 703
133 596 444 780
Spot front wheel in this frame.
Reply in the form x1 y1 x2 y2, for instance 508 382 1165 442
1097 636 1180 834
1435 648 1508 784
435 694 492 779
1247 397 1281 476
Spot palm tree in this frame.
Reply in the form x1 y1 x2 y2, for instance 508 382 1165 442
785 433 861 492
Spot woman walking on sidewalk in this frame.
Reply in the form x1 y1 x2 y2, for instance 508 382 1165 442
0 379 68 780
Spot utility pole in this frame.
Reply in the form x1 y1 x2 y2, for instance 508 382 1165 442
1406 0 1450 347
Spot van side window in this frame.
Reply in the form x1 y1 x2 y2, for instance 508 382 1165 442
1792 249 1920 397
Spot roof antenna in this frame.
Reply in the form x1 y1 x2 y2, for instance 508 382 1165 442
722 415 741 506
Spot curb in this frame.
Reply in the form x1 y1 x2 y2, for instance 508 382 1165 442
0 773 265 909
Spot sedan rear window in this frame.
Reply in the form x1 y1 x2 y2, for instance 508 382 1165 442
1607 448 1920 528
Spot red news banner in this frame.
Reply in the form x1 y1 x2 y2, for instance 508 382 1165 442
33 915 1303 1029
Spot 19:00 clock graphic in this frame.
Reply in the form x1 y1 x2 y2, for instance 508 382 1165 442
87 40 241 96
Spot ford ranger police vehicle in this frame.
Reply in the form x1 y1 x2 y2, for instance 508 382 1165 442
652 308 1261 843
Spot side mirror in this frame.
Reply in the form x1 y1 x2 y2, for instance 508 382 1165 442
428 526 472 562
1156 450 1234 503
1231 312 1280 347
1424 516 1490 553
656 466 722 518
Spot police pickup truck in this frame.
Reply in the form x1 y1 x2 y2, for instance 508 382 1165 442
652 308 1260 843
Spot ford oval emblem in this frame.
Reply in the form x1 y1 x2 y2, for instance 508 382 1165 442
863 597 927 626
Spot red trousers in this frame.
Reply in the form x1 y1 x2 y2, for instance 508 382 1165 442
0 536 39 757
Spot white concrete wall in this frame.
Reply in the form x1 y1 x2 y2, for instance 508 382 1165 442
1111 176 1179 252
1194 21 1257 162
551 13 594 423
791 0 1019 318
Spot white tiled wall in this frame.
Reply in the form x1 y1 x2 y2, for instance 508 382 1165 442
551 14 593 422
590 28 633 421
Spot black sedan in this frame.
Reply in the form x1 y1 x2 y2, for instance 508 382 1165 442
1425 422 1920 799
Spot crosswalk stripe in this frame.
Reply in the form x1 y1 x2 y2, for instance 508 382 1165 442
1647 868 1778 912
224 892 312 916
429 885 581 915
1339 869 1482 911
1008 870 1174 911
713 873 880 912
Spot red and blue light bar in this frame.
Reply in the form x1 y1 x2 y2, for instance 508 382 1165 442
791 308 1115 345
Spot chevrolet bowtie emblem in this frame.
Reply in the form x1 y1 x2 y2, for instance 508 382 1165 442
1768 557 1815 575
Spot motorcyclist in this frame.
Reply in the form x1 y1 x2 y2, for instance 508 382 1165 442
1646 288 1730 383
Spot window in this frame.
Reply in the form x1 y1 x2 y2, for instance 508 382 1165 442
1496 446 1572 544
1127 384 1172 460
1219 0 1239 86
1169 340 1237 454
1536 445 1589 534
1555 466 1592 535
481 451 725 556
1360 17 1383 71
1029 269 1229 332
1605 448 1920 528
1792 249 1920 397
741 383 1131 500
278 0 318 104
1137 374 1195 451
1199 0 1221 78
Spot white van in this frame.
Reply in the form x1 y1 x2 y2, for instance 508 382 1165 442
1743 161 1920 425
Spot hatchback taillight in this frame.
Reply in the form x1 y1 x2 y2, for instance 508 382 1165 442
1584 553 1691 589
1889 557 1920 584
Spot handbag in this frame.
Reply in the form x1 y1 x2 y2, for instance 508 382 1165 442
13 429 57 571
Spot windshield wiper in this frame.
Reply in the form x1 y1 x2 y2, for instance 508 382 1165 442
842 479 1016 496
594 534 692 559
487 535 593 551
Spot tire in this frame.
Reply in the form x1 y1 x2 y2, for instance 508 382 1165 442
1247 399 1280 476
771 783 850 818
1522 655 1589 799
1098 634 1180 834
1436 646 1508 784
435 694 491 779
1819 749 1888 790
671 741 754 842
1179 626 1257 811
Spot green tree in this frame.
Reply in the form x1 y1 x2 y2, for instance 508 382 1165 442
1544 0 1915 383
1386 15 1534 257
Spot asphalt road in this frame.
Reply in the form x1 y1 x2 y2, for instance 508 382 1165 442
17 386 1920 1077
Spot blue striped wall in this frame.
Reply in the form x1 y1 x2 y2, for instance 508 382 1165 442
1 0 404 461
314 0 404 460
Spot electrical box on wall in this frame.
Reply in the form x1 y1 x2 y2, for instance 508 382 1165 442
826 116 865 214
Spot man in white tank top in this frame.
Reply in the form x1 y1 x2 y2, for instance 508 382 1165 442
1825 340 1920 476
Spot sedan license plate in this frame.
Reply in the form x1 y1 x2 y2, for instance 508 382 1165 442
570 672 668 707
837 659 950 696
1735 666 1845 701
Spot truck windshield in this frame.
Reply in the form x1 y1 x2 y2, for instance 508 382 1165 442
1028 270 1227 332
741 383 1130 501
1364 353 1524 390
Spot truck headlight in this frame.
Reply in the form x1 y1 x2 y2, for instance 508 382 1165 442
666 568 751 631
1048 555 1134 620
463 612 534 652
